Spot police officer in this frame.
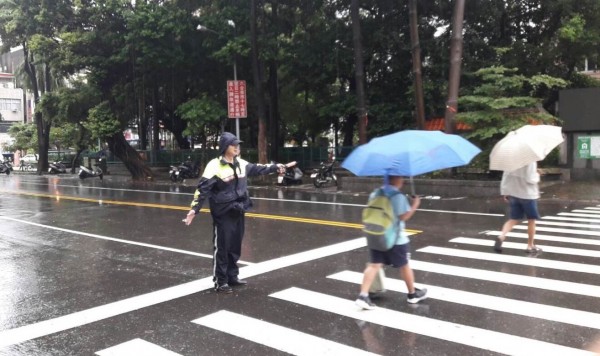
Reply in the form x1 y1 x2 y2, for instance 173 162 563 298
184 132 296 293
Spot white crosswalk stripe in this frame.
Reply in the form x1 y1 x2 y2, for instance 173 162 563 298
418 245 600 274
558 212 600 218
513 225 600 236
270 287 591 355
542 216 600 223
535 220 600 229
410 259 600 297
327 270 600 330
451 237 600 258
572 209 600 215
95 338 181 356
192 310 377 356
485 230 600 246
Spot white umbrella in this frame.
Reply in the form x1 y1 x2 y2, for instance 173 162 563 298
489 125 563 172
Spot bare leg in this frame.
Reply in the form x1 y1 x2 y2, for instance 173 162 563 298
527 219 536 248
400 264 415 294
360 263 383 294
499 219 520 241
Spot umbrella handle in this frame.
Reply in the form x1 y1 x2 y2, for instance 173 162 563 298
410 176 415 196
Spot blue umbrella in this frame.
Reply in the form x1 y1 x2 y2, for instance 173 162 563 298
342 130 481 177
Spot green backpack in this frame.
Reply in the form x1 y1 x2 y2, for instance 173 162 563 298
362 188 400 251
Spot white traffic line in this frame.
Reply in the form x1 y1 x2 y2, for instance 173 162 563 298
451 237 600 259
270 287 591 356
328 270 600 330
192 310 377 356
0 238 367 348
0 216 243 263
410 260 600 298
485 231 600 247
418 245 600 275
96 338 181 356
543 216 600 224
513 225 600 237
571 210 600 215
559 212 600 218
535 220 600 229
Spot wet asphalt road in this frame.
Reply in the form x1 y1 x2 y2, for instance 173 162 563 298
1 173 600 355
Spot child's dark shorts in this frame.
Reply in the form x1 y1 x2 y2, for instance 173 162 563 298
369 243 411 268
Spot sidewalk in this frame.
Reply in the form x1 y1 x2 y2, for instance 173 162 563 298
539 180 600 203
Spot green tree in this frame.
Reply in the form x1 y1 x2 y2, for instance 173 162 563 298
7 123 37 154
37 81 101 171
0 0 72 173
176 95 225 147
457 66 568 169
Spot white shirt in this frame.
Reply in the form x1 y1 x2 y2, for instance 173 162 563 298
500 162 540 199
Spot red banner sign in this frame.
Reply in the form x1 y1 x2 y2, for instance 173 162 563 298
227 80 247 119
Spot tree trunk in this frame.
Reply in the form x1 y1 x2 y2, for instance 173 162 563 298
138 95 148 150
409 0 426 130
40 64 52 170
444 0 466 134
163 118 190 149
152 83 160 151
343 114 358 147
267 2 281 161
21 45 47 174
250 0 268 163
350 0 368 144
268 59 280 161
106 132 153 180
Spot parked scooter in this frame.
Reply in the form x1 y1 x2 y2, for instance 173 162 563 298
311 161 337 188
48 161 67 174
79 158 104 180
277 166 303 185
0 161 11 175
169 158 200 182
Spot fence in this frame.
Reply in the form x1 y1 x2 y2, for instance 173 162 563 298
100 146 356 171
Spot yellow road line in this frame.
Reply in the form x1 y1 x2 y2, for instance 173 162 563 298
0 189 421 234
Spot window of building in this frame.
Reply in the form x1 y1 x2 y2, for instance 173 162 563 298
0 98 21 111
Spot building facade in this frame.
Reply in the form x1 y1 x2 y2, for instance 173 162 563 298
0 48 34 154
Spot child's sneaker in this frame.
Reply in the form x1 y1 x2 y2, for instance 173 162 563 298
355 295 376 310
407 288 428 304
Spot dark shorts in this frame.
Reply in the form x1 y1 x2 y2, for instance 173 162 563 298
508 196 541 220
369 243 411 268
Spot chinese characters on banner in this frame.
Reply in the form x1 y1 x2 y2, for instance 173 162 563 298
227 80 247 118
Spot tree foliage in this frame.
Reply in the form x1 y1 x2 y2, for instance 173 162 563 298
2 0 600 177
7 123 37 153
457 66 568 169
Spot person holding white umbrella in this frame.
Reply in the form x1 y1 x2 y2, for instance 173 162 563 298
490 124 564 254
493 162 542 253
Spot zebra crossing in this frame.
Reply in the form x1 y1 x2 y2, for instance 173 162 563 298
95 204 600 355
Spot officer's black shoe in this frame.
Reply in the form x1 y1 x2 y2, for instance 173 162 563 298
215 283 233 293
229 279 248 287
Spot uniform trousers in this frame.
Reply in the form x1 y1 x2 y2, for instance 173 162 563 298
211 208 245 286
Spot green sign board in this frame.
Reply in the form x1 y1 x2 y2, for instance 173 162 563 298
577 136 600 159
